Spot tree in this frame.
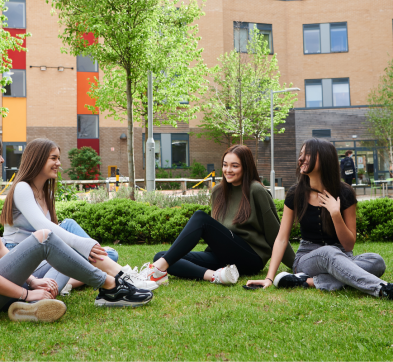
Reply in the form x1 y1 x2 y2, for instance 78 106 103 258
65 146 102 182
0 0 30 117
84 12 208 186
199 25 297 164
52 0 205 198
367 58 393 174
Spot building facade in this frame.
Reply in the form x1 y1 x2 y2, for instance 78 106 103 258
1 0 392 188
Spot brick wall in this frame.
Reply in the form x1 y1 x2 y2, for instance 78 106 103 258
295 108 370 155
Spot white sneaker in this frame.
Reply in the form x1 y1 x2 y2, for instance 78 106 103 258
211 265 239 285
120 264 160 291
8 300 67 322
136 262 169 286
60 283 72 296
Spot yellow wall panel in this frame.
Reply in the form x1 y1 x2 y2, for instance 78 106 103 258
2 98 26 142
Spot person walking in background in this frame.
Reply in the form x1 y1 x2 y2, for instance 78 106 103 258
340 150 356 186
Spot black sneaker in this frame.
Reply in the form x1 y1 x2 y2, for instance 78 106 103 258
273 272 310 289
380 283 393 300
95 271 153 307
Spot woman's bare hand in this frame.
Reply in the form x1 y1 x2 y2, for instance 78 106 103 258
88 244 108 263
26 289 54 301
246 279 273 289
318 190 341 217
30 278 58 297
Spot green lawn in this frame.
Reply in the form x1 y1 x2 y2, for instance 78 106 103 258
1 242 393 361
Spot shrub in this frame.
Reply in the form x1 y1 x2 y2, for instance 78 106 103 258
65 147 102 185
56 199 211 244
55 170 78 202
2 198 393 244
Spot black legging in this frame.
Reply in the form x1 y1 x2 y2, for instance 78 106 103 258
153 210 264 280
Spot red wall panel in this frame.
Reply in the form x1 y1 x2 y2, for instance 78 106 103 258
77 138 100 155
83 32 97 46
77 72 99 114
5 29 26 69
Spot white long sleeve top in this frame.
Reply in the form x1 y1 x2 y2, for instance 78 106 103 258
2 181 97 259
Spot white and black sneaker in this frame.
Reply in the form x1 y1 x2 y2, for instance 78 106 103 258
94 271 153 307
273 272 310 289
380 283 393 300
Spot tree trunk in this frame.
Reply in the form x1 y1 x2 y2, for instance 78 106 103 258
126 69 135 200
145 118 148 189
255 136 259 170
389 137 393 179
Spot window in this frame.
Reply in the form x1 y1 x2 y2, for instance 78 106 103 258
171 139 189 167
332 78 350 106
303 24 320 54
330 23 348 52
4 1 26 29
305 78 350 108
77 115 99 138
77 55 98 72
143 133 189 168
142 134 162 168
303 22 348 54
234 22 273 53
312 129 331 138
3 69 25 97
305 79 322 108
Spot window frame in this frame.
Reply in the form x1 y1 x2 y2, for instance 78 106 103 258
76 55 99 73
304 79 323 108
331 77 351 107
233 21 273 55
330 22 349 53
171 133 189 168
77 114 99 139
4 0 26 29
142 133 162 168
303 24 321 54
304 77 350 108
303 22 348 55
2 69 26 97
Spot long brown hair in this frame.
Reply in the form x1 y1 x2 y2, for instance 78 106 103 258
0 138 60 226
212 144 261 224
289 138 355 236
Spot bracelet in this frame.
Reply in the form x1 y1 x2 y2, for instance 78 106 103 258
266 277 273 283
27 276 35 288
23 289 28 302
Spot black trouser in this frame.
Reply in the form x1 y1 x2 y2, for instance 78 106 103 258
344 175 353 185
153 210 264 280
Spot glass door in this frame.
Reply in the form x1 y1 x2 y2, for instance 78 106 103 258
355 150 375 184
2 143 26 181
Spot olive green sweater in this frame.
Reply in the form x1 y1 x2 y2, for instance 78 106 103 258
210 182 295 268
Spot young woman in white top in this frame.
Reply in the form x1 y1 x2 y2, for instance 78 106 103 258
0 138 159 293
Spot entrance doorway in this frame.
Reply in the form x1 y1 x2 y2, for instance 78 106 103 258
334 140 388 184
2 142 26 181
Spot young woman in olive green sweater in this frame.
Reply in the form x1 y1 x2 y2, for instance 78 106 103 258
135 145 295 285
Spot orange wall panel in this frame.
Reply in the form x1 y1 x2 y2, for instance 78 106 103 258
2 97 26 142
77 72 99 114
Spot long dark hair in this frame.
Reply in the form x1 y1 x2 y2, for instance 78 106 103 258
1 138 60 226
212 144 261 224
289 138 355 236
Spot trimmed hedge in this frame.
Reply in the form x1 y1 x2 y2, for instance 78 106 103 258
0 198 393 243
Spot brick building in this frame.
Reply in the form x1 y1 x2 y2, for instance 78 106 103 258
1 0 392 188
